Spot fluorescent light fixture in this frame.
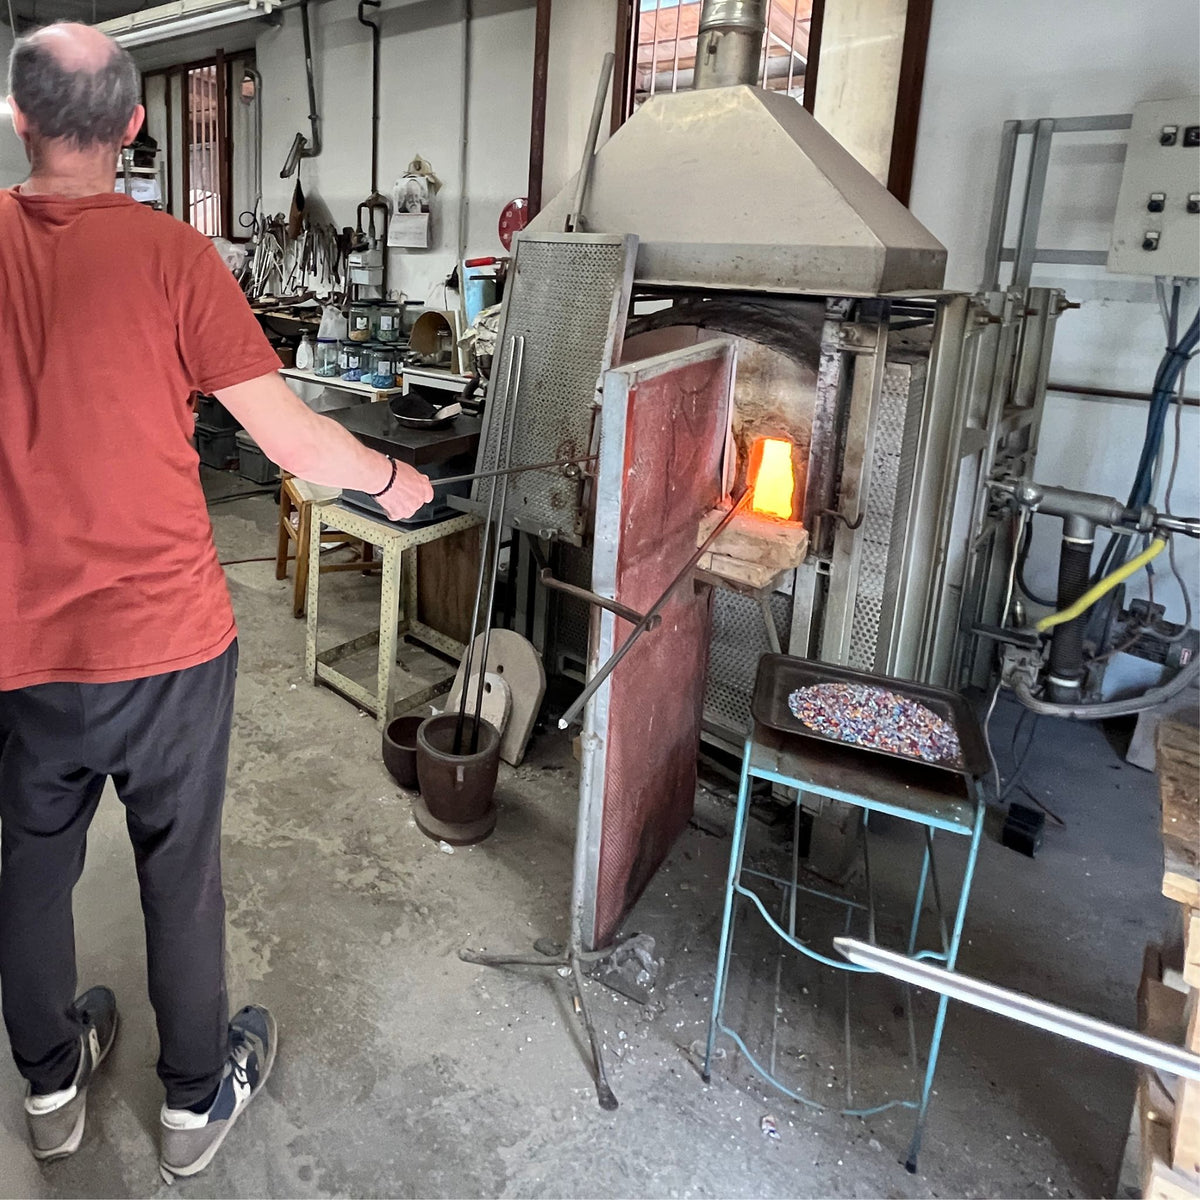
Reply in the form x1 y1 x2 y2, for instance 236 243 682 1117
97 0 280 49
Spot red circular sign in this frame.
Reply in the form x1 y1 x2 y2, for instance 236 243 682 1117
498 197 529 251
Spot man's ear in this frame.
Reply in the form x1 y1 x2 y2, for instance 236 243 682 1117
122 103 145 147
8 96 29 142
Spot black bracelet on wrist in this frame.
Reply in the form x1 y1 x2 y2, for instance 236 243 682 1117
364 456 398 498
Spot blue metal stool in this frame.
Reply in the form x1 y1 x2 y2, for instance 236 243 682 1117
702 658 987 1172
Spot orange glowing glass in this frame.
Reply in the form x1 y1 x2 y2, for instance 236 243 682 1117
749 437 795 520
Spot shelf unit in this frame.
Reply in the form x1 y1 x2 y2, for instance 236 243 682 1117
279 366 403 399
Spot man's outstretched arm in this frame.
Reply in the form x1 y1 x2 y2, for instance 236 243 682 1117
215 372 434 521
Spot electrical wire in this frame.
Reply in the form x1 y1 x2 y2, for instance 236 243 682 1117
1036 538 1167 632
1093 281 1198 584
1015 520 1056 608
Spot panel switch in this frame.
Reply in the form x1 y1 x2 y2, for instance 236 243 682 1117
1142 231 1161 251
1184 125 1200 147
1188 193 1200 215
1148 192 1166 212
1161 125 1179 146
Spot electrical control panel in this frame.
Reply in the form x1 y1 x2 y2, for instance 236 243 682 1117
1107 96 1200 278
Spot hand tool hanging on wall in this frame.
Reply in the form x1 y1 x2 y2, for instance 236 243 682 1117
279 0 322 178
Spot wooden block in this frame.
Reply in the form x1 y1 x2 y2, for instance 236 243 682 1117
1165 836 1200 910
1162 770 1200 854
1142 947 1183 1030
1185 910 1200 991
416 524 483 647
1174 1076 1200 1176
1159 720 1200 768
1141 1076 1200 1200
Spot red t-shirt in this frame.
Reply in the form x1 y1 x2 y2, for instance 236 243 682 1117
0 189 281 690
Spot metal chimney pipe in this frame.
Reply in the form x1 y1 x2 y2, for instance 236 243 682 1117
692 0 767 90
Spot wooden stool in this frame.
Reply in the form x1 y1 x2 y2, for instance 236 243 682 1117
276 475 376 618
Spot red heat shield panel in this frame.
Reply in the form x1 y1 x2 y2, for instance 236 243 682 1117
574 341 736 951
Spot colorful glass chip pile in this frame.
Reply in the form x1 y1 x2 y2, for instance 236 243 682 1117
786 682 964 768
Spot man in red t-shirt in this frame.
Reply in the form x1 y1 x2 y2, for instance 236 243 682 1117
0 23 432 1181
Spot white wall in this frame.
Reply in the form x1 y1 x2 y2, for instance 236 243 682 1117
256 0 535 306
911 0 1200 637
0 23 29 186
542 0 619 202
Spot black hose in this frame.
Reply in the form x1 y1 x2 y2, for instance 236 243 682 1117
1046 540 1092 699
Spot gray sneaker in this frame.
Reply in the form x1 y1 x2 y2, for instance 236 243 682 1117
159 1005 277 1184
24 986 119 1161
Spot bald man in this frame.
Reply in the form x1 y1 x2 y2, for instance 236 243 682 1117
0 22 431 1182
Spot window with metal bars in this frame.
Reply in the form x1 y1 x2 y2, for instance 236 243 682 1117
183 62 229 238
628 0 812 112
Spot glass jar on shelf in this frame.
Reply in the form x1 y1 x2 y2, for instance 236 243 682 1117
375 301 402 343
364 343 398 389
347 299 375 342
338 340 365 382
314 338 340 377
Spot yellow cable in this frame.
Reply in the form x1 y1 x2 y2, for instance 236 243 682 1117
1035 537 1167 633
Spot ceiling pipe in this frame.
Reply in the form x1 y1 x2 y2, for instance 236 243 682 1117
692 0 767 90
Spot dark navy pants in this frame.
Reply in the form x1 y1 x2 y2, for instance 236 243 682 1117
0 641 237 1108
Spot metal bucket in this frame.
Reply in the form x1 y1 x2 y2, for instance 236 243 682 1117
413 714 500 844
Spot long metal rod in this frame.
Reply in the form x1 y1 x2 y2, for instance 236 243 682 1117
454 345 514 753
567 51 615 232
538 569 660 629
558 490 752 730
834 938 1200 1082
431 455 596 490
470 337 524 751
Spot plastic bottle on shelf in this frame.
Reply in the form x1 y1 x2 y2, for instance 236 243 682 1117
295 333 315 371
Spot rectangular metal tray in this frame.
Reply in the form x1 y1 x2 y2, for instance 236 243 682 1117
750 654 991 780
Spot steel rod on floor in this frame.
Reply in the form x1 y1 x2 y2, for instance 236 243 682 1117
557 489 752 729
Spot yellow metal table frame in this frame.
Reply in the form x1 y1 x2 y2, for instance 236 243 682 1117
305 500 479 727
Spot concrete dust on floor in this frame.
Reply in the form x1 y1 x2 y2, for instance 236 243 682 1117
0 485 1174 1198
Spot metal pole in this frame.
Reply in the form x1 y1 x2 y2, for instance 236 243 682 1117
558 489 751 730
470 337 525 752
454 344 514 753
430 455 595 490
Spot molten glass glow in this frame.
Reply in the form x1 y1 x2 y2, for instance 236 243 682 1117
749 437 795 520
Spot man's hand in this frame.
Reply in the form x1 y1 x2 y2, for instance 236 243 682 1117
376 460 435 521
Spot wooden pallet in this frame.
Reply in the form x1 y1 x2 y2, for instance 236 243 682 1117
1146 721 1200 1196
1133 946 1200 1197
1159 721 1199 909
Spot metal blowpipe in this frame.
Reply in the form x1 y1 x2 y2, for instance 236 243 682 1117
430 455 596 489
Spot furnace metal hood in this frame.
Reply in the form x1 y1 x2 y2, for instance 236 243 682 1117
528 85 947 296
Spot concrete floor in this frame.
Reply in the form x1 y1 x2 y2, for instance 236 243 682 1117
0 476 1176 1199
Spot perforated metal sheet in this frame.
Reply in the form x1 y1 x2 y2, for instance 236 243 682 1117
704 588 792 739
469 234 637 546
576 340 736 951
847 356 927 670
